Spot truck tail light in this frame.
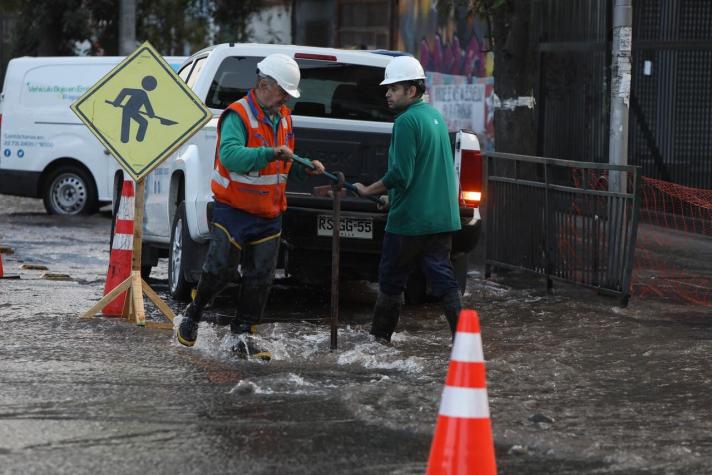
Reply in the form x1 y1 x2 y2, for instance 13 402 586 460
462 191 482 202
454 130 482 208
460 149 482 207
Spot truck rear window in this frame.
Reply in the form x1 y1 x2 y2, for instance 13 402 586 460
206 56 393 122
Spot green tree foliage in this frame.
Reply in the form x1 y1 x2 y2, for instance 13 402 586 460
138 0 212 55
210 0 261 44
0 0 103 56
0 0 260 57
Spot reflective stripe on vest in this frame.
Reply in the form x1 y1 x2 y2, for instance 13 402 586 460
210 90 295 218
212 168 289 187
241 97 258 129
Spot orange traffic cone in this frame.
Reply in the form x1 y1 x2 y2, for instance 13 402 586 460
102 180 135 316
427 309 497 475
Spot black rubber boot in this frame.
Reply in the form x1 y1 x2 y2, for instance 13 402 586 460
441 289 462 338
177 272 221 347
177 302 201 347
369 292 403 343
229 322 271 361
236 280 272 325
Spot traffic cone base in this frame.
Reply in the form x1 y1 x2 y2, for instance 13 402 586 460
428 417 496 474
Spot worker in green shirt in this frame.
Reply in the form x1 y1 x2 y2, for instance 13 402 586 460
354 55 462 343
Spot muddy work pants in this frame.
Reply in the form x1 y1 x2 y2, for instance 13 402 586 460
371 232 462 341
188 203 281 331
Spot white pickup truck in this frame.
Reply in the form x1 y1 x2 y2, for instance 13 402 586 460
133 43 483 302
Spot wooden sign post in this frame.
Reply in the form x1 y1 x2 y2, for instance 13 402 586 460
71 41 211 326
80 179 175 327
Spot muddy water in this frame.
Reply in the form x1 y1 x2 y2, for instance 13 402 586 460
2 195 712 474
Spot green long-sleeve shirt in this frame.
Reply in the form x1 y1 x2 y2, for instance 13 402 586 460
219 109 308 182
381 100 461 235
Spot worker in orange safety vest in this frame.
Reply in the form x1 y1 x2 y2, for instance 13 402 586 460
177 53 325 359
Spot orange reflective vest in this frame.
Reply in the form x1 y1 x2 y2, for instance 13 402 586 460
211 90 295 218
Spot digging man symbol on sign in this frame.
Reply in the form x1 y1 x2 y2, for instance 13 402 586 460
107 75 177 143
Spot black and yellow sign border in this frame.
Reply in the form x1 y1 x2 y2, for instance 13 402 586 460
71 41 212 181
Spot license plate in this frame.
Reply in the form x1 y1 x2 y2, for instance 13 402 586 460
317 215 373 239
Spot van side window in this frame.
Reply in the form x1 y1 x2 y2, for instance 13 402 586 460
178 61 194 83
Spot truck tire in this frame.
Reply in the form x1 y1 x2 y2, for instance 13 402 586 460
43 165 98 215
169 202 196 301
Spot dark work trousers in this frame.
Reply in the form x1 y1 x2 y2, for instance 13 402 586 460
371 231 462 341
190 203 281 329
378 232 459 297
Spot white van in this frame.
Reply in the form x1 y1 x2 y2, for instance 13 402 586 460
0 55 186 214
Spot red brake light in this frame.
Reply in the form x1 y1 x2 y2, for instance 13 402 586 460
294 53 337 61
460 149 482 207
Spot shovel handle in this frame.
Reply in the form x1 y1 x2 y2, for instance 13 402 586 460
292 155 386 206
104 100 177 125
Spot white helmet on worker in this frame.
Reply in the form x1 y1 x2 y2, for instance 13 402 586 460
257 53 301 98
380 56 426 85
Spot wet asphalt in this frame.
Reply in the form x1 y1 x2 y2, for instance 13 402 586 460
1 195 712 475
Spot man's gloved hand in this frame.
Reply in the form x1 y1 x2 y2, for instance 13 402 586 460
353 183 388 209
272 145 294 162
353 182 367 196
305 160 326 176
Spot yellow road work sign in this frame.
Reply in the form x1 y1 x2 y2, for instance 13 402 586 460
71 42 211 180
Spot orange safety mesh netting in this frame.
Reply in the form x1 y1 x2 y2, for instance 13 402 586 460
632 177 712 306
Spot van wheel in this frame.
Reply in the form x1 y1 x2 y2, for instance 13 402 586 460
169 202 195 301
43 165 98 215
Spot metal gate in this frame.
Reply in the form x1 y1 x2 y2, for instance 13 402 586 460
533 0 712 189
483 152 641 303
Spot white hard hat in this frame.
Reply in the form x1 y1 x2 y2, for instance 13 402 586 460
380 56 426 85
257 53 301 98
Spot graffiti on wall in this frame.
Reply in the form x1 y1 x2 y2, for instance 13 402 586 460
397 0 495 149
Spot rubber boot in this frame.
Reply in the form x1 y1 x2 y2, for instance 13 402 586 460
235 280 272 326
369 292 403 343
441 289 462 339
228 274 274 360
177 272 221 347
230 321 271 361
177 302 200 347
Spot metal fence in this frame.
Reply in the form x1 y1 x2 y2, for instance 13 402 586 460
483 152 641 303
533 0 712 189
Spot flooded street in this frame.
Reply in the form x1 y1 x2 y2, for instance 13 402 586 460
1 195 712 474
